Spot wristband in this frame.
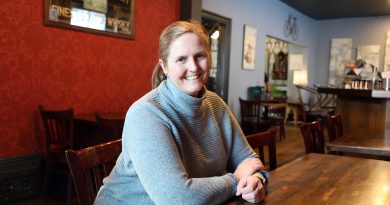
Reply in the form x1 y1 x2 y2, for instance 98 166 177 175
252 172 266 185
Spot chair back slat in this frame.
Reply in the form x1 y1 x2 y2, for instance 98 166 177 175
84 170 96 203
39 105 74 149
92 166 104 191
246 129 277 170
239 98 261 123
326 114 343 141
66 139 122 205
300 121 325 154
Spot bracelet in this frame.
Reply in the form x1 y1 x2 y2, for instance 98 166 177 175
252 172 266 185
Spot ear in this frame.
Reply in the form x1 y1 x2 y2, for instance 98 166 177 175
159 59 168 76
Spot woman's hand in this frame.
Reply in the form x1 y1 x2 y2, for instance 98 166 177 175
236 175 266 203
233 158 265 180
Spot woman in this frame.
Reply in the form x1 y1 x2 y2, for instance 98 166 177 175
95 21 267 205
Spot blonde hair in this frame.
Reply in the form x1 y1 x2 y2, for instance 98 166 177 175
151 20 210 89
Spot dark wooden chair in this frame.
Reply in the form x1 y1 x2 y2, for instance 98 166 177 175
325 114 343 142
265 97 287 140
299 120 325 154
295 84 335 123
38 105 74 203
95 112 124 141
239 98 284 139
240 98 271 135
246 129 277 171
65 139 122 205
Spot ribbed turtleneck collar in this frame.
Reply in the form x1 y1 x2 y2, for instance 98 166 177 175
159 78 206 116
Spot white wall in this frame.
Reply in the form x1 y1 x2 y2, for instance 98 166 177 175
202 0 318 118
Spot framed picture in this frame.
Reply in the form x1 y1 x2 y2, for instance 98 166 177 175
242 25 257 70
328 38 352 87
44 0 135 40
385 31 390 72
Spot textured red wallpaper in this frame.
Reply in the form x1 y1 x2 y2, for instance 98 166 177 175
0 0 179 157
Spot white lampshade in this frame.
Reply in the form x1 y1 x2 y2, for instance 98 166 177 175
293 70 308 85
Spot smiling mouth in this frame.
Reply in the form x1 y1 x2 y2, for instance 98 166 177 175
185 74 201 80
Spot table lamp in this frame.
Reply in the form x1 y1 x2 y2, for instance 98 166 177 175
293 70 308 103
293 70 308 85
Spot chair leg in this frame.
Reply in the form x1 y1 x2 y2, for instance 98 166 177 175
42 163 50 196
279 123 286 141
66 172 73 205
258 147 265 162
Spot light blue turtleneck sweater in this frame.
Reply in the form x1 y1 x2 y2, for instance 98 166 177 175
94 78 259 205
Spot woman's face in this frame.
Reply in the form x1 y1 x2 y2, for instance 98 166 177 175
160 32 209 97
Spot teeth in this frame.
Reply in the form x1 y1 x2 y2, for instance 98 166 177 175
185 75 199 80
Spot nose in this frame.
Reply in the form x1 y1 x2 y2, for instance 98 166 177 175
187 57 199 72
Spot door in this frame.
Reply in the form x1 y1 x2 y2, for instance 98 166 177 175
202 11 231 102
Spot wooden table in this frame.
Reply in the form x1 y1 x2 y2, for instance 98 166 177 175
285 102 303 126
74 112 126 148
326 135 390 157
223 153 390 205
75 112 126 123
317 87 390 137
259 99 287 120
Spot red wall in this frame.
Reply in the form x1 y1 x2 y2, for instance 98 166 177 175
0 0 179 157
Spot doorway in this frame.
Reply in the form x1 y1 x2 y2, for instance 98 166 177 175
264 36 307 101
264 36 289 99
201 11 231 102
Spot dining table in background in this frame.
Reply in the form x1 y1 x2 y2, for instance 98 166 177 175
259 99 287 120
326 134 390 158
75 112 126 123
223 153 390 205
284 101 304 126
74 112 126 148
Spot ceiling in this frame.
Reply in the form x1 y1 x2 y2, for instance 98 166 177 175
280 0 390 20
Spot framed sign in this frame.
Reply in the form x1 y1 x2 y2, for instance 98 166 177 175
44 0 135 40
242 25 257 70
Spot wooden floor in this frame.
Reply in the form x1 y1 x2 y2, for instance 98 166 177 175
12 124 305 205
274 124 305 167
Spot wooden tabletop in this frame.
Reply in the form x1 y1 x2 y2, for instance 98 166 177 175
259 99 287 107
75 112 126 123
73 112 125 148
223 153 390 205
316 87 373 98
326 135 390 157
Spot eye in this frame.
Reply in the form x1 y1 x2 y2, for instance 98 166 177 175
196 53 206 60
196 53 206 59
176 56 186 63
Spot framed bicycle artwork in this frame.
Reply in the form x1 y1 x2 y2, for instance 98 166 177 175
43 0 135 40
284 15 298 41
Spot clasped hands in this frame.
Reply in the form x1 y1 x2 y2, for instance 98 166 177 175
234 158 267 203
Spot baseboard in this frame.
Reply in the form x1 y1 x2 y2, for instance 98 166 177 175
0 153 43 203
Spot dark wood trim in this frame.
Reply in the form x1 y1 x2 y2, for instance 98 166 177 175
180 0 202 21
317 87 372 98
202 10 231 102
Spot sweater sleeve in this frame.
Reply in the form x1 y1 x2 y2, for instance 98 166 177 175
121 102 237 205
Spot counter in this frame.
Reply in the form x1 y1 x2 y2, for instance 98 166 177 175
317 87 390 138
